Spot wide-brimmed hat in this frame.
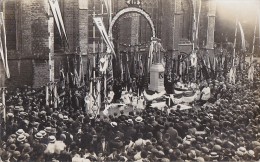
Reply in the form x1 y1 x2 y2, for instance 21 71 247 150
16 129 25 136
185 135 192 141
237 147 247 156
19 112 28 116
32 121 40 127
7 113 14 118
209 152 219 158
35 132 43 139
14 106 21 111
110 122 117 127
126 119 133 125
63 115 69 121
48 136 56 143
135 116 143 122
44 127 52 133
114 136 121 142
17 134 26 142
248 150 255 157
39 130 47 136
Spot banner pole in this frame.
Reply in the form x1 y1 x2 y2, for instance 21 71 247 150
1 87 6 123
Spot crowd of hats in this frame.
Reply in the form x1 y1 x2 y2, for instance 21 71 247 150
1 73 260 161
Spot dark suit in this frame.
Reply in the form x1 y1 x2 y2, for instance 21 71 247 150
96 140 110 155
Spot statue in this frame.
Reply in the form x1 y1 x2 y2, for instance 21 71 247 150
148 37 166 68
148 37 166 92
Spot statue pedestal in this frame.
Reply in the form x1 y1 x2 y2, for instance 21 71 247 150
149 63 165 92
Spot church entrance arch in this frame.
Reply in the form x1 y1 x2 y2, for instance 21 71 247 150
108 7 156 39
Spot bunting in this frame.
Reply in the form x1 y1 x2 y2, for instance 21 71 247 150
0 12 10 78
93 17 116 57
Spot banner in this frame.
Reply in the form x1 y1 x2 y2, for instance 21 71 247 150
248 65 254 81
48 0 68 44
54 0 68 42
102 0 112 23
259 10 260 48
190 51 197 67
196 0 202 41
93 17 116 57
0 12 10 78
99 56 108 72
238 21 246 52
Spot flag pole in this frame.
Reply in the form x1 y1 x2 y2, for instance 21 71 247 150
89 4 96 114
1 87 6 123
233 18 238 67
47 0 55 106
251 15 257 62
101 1 107 104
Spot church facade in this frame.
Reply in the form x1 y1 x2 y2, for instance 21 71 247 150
0 0 216 88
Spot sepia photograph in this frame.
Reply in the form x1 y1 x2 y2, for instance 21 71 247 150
0 0 260 161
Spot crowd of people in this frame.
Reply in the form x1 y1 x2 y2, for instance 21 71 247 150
1 64 260 162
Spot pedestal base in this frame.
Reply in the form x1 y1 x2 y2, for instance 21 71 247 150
149 63 165 92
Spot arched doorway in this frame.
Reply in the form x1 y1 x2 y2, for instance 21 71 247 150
108 7 157 90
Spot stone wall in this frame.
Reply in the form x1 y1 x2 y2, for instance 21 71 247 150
2 0 216 89
3 0 83 89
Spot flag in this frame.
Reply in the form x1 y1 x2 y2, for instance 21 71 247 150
102 0 112 23
248 64 254 81
238 21 246 52
229 66 236 84
106 54 114 84
78 53 84 85
192 0 197 42
201 58 209 80
196 0 201 41
59 65 65 89
99 56 108 72
93 17 116 57
258 10 260 48
139 55 144 76
48 0 68 45
0 12 10 78
190 51 197 67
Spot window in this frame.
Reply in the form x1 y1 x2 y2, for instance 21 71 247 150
181 0 192 41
